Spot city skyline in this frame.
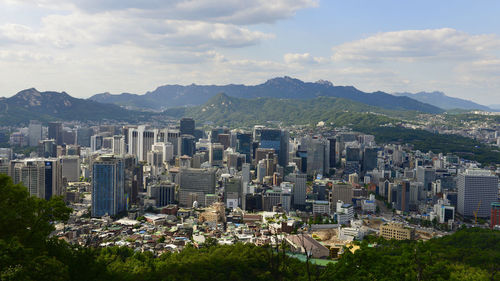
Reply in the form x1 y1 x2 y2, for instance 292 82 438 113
1 0 500 104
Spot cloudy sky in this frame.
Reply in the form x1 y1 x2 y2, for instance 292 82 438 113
1 0 499 105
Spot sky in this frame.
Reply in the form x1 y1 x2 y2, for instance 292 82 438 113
0 0 499 105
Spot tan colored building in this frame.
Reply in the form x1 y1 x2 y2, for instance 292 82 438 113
379 223 415 240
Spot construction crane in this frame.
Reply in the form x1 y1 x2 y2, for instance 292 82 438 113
473 201 482 224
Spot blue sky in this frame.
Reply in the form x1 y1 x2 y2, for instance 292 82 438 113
0 0 499 105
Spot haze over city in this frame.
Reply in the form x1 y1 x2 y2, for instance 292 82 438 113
1 0 500 105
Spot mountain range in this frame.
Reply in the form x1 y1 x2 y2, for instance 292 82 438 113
393 91 492 111
0 88 151 125
89 76 443 114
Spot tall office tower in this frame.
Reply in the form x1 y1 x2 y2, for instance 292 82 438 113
178 168 216 207
345 145 361 162
329 183 353 213
10 159 62 200
76 127 93 147
178 134 196 157
328 138 336 168
62 129 76 145
236 132 252 163
123 154 141 203
59 155 80 182
48 122 63 145
416 166 436 191
287 172 307 207
28 120 42 147
38 139 57 158
164 142 174 162
362 147 379 173
396 180 411 212
227 152 245 171
242 163 251 184
256 160 266 183
307 138 328 176
128 126 157 161
209 143 224 166
147 181 175 207
180 118 195 136
457 169 498 218
90 135 104 152
217 133 231 149
147 150 163 176
91 155 125 217
260 128 289 167
112 135 126 155
223 176 242 208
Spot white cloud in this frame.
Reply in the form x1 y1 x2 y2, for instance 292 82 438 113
3 0 318 25
332 28 500 62
283 52 327 64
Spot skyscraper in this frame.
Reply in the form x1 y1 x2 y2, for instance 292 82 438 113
236 132 252 162
260 128 289 167
178 134 196 157
128 126 157 161
28 120 42 147
457 169 498 218
287 172 307 207
10 158 62 200
91 155 125 217
178 168 216 207
180 118 195 136
48 122 63 145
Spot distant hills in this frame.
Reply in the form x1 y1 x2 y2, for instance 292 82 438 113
394 91 492 111
164 93 403 128
90 76 443 114
0 88 151 125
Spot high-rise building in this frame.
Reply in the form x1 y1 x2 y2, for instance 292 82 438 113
128 126 157 161
306 138 328 176
329 183 353 213
38 139 57 158
287 172 307 207
10 158 62 200
178 168 216 207
180 118 195 136
328 138 336 168
259 128 289 167
91 155 125 217
76 127 93 147
112 135 126 155
91 135 104 152
178 134 196 157
236 132 252 163
60 156 80 182
48 122 63 145
28 120 42 147
209 143 224 166
147 181 175 207
417 166 436 191
362 147 378 173
457 169 498 218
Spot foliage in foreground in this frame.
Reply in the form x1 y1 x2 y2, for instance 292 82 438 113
1 174 499 280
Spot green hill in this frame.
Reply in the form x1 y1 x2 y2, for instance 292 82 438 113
0 88 152 125
164 93 410 128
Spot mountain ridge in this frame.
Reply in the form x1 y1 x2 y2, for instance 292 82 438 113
89 76 443 114
394 91 491 111
0 88 152 125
